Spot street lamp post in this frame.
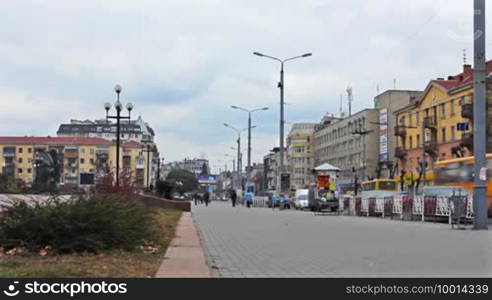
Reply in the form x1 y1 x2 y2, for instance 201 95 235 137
473 0 488 230
224 123 250 189
253 51 312 192
104 85 133 187
231 106 268 176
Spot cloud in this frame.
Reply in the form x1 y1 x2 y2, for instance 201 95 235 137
0 0 489 173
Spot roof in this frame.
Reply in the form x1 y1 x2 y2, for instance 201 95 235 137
430 61 492 92
0 136 112 145
122 141 142 148
314 163 340 171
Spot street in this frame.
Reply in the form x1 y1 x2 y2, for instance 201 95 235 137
193 202 492 277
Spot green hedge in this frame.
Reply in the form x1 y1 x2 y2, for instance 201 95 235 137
0 195 157 253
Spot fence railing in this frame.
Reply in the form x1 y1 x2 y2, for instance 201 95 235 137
339 194 474 224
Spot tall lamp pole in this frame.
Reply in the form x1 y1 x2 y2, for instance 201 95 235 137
104 85 133 187
473 0 488 230
225 124 253 189
231 106 268 175
253 51 312 192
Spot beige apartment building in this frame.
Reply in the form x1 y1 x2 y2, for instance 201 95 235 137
286 123 317 189
314 110 379 192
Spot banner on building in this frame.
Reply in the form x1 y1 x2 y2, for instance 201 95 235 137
379 108 388 161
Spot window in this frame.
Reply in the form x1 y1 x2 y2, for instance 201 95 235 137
18 168 23 174
442 127 446 143
90 148 94 154
80 148 85 154
417 134 420 147
80 158 85 164
18 158 23 163
441 103 446 120
90 158 94 165
27 168 32 174
451 126 456 141
450 100 455 116
28 148 32 153
416 111 420 125
459 96 465 106
18 147 23 153
409 136 413 149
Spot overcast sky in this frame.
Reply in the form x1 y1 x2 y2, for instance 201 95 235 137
0 0 490 173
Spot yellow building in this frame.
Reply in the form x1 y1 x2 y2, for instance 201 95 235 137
394 62 492 178
287 123 316 189
0 136 150 189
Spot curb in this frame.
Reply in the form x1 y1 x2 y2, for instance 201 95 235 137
154 212 211 278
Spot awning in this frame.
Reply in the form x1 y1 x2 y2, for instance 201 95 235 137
314 163 340 171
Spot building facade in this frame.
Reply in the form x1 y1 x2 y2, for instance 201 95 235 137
394 62 492 178
314 109 380 192
374 90 422 177
0 137 151 189
286 123 316 189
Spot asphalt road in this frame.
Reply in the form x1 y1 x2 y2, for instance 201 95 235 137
193 201 492 277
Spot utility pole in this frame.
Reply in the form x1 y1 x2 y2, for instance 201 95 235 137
473 0 488 230
279 62 285 192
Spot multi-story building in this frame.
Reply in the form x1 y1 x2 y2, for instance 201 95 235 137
162 158 210 179
57 116 160 186
263 147 286 191
286 123 317 189
394 62 492 178
374 90 422 177
0 136 151 189
314 109 380 192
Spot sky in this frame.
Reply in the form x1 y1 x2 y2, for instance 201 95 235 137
0 0 490 173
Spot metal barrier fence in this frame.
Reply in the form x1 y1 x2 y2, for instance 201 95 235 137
339 194 474 223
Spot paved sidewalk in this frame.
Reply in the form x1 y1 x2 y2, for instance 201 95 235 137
155 212 210 278
193 202 492 277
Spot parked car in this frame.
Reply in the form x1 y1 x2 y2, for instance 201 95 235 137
267 194 291 209
294 189 309 210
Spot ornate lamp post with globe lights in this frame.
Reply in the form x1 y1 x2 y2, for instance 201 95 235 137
104 84 133 187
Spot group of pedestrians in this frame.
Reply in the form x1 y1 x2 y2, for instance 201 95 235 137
227 189 253 208
192 190 210 206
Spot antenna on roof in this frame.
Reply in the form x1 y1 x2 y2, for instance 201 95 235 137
346 86 353 117
339 94 343 118
463 48 467 64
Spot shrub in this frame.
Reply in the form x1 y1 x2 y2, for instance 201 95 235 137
0 194 157 254
155 180 173 199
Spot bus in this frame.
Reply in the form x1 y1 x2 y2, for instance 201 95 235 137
361 179 398 192
434 154 492 215
360 179 399 198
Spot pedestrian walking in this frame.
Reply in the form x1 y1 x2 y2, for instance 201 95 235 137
230 189 237 207
204 190 210 206
245 191 253 208
193 192 199 206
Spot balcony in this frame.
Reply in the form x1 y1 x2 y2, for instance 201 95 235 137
394 126 407 137
423 141 437 156
96 148 109 155
461 103 473 120
2 147 15 158
460 132 473 150
394 147 407 159
423 116 436 129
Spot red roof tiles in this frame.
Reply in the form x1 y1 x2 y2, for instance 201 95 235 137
0 136 112 145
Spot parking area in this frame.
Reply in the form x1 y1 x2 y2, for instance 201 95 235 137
193 201 492 277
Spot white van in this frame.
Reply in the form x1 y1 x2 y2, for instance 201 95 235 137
294 189 309 210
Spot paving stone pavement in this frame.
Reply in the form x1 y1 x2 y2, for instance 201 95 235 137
192 201 492 277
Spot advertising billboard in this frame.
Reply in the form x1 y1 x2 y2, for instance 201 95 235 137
379 108 388 161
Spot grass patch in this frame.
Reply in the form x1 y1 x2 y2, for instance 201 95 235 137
0 208 182 278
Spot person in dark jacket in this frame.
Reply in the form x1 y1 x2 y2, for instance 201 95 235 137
230 189 237 207
193 192 199 206
203 191 210 206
